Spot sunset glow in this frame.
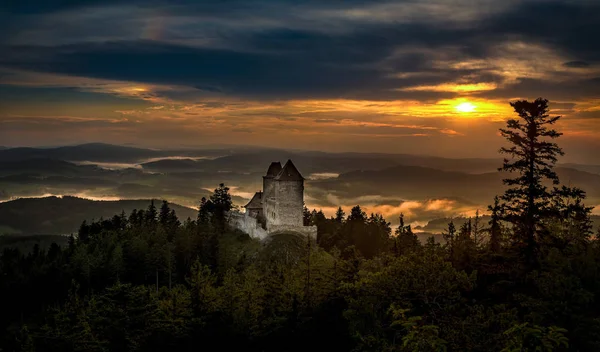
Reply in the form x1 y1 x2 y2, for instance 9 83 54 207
455 102 476 113
0 0 598 162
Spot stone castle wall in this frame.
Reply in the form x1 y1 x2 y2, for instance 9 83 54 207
269 180 303 229
269 224 317 238
263 176 277 229
229 212 268 240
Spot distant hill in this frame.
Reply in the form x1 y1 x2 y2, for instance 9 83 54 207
299 151 503 174
415 215 600 237
561 163 600 176
0 196 197 236
141 158 205 172
314 165 600 204
0 143 235 163
0 158 110 176
0 143 165 163
3 144 599 176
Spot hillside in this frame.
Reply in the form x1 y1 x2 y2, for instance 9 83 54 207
141 158 205 172
0 143 226 163
415 215 600 235
0 158 108 176
313 165 600 205
0 196 197 236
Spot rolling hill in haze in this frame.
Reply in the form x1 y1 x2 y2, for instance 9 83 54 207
311 165 600 205
0 196 197 236
140 158 206 172
2 143 598 175
1 143 599 231
0 143 229 163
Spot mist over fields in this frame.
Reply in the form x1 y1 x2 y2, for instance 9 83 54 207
1 143 599 236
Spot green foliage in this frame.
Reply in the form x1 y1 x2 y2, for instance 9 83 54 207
390 306 447 352
501 323 568 352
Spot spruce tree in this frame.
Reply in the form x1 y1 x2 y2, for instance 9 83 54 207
443 221 456 257
335 207 345 223
395 213 419 255
159 200 171 227
488 196 503 252
498 98 563 262
303 205 312 226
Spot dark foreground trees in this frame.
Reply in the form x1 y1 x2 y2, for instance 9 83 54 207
0 98 599 351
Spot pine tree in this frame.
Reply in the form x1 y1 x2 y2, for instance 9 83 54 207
488 196 503 252
395 213 419 255
78 220 90 243
303 205 312 226
146 200 158 228
335 207 345 223
472 210 483 248
443 221 456 257
197 197 212 226
548 185 594 250
209 183 232 232
348 206 366 222
499 98 563 262
159 200 171 227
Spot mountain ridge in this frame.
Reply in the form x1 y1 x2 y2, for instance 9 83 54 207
0 196 198 236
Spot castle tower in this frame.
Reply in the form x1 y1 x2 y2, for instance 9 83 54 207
268 159 304 229
263 162 282 227
231 159 316 239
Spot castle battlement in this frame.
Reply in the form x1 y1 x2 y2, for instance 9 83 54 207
230 159 317 240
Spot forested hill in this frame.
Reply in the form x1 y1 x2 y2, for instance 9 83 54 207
0 196 197 235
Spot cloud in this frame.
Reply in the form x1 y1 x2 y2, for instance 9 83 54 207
1 0 598 101
306 195 483 226
563 61 590 68
401 82 498 93
0 0 599 160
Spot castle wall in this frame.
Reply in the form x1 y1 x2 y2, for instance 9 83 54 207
263 176 277 228
229 212 268 240
269 224 317 238
270 179 303 228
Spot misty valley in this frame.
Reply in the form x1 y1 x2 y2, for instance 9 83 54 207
1 143 599 241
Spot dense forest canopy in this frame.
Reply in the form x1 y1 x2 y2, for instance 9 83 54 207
1 99 599 351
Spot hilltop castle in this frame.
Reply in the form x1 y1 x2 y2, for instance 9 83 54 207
230 159 317 239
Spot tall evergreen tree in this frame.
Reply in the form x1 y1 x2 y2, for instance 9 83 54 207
145 200 158 228
159 200 171 227
488 196 503 252
498 98 563 262
303 205 312 226
335 207 345 223
394 213 419 255
197 197 212 226
210 183 232 232
443 221 456 257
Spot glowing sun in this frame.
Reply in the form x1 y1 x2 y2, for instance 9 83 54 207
455 102 476 113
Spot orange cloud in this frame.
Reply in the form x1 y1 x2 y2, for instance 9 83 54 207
401 82 498 93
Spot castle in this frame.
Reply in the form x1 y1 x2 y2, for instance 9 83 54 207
230 159 317 240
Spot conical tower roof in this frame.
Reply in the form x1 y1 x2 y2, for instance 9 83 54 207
265 162 282 177
275 159 304 181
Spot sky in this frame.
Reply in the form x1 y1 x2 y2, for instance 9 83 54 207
1 0 600 163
